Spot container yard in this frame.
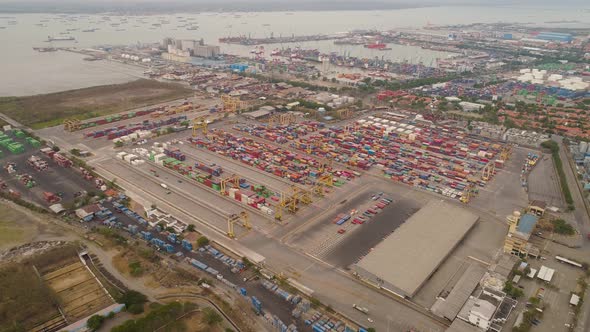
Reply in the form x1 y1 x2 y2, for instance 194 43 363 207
227 112 510 203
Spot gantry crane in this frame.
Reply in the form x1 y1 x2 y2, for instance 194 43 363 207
499 144 512 162
312 174 334 197
482 161 495 181
64 119 81 132
460 183 476 204
337 109 352 120
227 211 251 238
221 95 244 114
268 113 296 127
274 185 313 221
220 174 240 195
192 115 209 137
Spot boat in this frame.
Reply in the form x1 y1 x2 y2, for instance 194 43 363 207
33 47 57 52
47 36 75 41
82 28 97 32
364 42 387 49
186 26 199 30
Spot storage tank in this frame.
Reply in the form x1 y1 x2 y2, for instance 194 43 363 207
579 141 588 154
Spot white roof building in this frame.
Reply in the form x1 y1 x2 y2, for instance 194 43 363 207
468 299 496 330
537 266 555 282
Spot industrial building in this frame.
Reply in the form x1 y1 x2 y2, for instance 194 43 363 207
503 212 539 258
162 37 220 58
353 200 479 298
431 263 488 321
535 32 573 43
459 101 485 112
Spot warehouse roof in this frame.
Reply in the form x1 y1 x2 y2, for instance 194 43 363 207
431 263 487 320
445 318 481 332
355 200 479 297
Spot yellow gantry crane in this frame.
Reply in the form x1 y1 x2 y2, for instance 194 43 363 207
312 174 334 197
220 174 240 195
482 161 495 181
337 109 352 120
227 211 251 238
268 113 296 127
221 95 244 114
274 185 313 221
191 115 209 137
64 119 81 132
499 144 512 161
460 183 476 204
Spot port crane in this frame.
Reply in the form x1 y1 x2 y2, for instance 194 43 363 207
481 161 495 181
220 174 240 195
227 211 251 238
64 119 82 132
274 185 313 221
191 115 209 136
221 95 244 114
268 113 296 127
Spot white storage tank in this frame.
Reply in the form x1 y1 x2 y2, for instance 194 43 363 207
579 141 588 154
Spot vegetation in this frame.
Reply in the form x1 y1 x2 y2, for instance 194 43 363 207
86 314 105 331
202 307 223 325
111 302 197 332
118 290 148 315
128 261 143 277
186 224 195 232
0 191 48 214
551 219 576 236
197 236 210 247
503 281 524 298
0 79 192 129
541 140 574 210
0 263 59 332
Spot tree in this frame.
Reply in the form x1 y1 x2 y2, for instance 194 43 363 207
197 236 209 247
128 261 143 277
202 307 223 325
118 290 148 314
367 328 376 332
86 315 105 331
187 224 196 232
70 148 81 156
114 141 124 148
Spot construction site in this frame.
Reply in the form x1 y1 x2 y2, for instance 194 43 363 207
17 91 571 332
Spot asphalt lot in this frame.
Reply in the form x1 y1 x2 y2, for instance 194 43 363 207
529 152 564 209
288 186 420 268
0 145 97 206
471 146 532 218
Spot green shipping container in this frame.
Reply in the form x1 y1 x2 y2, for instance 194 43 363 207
211 184 220 191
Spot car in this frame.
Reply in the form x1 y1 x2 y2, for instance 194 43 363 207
178 179 183 183
367 318 374 323
338 229 346 234
517 285 524 289
56 192 65 197
166 191 171 194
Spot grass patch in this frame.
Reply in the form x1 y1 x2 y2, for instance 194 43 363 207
0 79 192 129
111 301 197 332
542 140 574 210
552 219 576 235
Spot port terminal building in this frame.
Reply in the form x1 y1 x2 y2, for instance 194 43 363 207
353 200 479 298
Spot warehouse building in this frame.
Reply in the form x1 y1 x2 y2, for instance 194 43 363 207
353 200 479 298
535 32 573 43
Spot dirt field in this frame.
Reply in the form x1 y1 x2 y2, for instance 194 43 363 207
43 260 114 321
0 203 38 250
0 79 193 129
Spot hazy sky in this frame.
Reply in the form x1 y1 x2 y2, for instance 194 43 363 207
0 0 587 13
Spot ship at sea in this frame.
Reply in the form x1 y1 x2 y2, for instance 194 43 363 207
47 36 75 41
364 42 388 49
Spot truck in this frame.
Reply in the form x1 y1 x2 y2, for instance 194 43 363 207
352 304 369 314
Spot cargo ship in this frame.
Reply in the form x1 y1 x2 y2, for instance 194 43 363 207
364 42 387 49
47 36 75 41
